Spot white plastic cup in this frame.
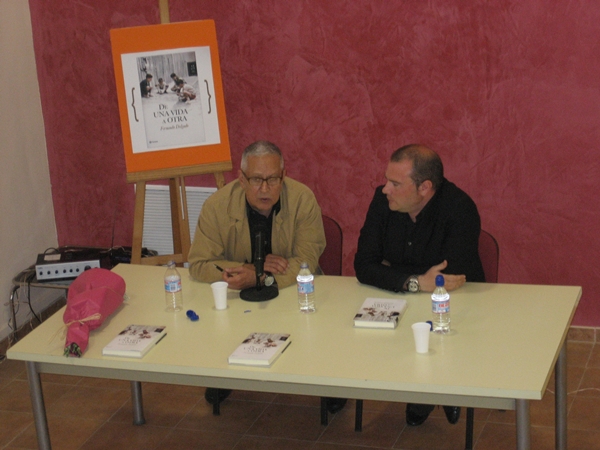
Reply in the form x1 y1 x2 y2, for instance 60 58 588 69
412 322 431 354
211 281 228 310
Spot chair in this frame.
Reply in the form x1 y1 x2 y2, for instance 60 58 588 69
319 215 343 276
319 217 395 432
318 216 346 425
465 229 499 449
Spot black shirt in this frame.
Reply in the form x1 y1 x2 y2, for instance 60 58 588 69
246 199 281 262
354 179 485 292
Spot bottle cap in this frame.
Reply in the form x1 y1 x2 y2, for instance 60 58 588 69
186 310 199 321
435 274 445 287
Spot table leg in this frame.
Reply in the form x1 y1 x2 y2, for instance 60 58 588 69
130 381 146 425
555 341 567 450
515 399 531 450
26 361 51 450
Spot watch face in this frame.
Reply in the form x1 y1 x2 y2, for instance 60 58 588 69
408 278 419 292
265 275 274 287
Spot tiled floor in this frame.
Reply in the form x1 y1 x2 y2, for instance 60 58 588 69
0 341 599 449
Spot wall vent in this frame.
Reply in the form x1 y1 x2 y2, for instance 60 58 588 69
141 185 217 256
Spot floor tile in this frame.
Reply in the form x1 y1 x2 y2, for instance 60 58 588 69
577 367 600 397
394 415 478 450
567 341 593 367
0 379 71 414
178 399 269 434
273 392 322 407
320 406 403 448
75 376 131 389
588 344 600 368
566 429 600 450
0 360 26 380
45 385 130 421
157 428 242 450
234 436 315 450
0 411 33 448
7 415 103 450
246 403 324 441
78 421 171 450
568 396 600 431
110 387 199 427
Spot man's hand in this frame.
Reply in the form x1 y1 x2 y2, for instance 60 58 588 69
264 254 289 275
418 260 466 292
222 264 258 290
221 255 289 290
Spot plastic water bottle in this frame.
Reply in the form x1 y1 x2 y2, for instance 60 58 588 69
164 261 183 312
431 274 450 333
297 262 316 313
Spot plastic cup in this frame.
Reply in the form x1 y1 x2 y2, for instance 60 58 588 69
211 281 228 310
412 322 431 354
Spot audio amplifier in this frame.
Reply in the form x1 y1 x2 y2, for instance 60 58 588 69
35 250 109 281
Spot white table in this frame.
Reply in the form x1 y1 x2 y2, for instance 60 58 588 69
7 264 581 450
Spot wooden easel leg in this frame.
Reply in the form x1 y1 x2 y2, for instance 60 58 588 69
169 177 191 265
214 171 226 189
131 181 146 265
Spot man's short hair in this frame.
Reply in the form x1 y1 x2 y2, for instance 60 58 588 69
176 79 184 86
390 144 444 190
146 73 153 79
241 141 284 172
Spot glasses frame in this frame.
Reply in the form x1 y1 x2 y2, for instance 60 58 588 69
241 171 283 188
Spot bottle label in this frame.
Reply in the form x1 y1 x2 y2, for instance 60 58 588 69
165 279 182 293
432 300 449 314
298 280 314 294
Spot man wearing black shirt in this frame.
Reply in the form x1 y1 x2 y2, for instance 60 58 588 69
354 144 485 426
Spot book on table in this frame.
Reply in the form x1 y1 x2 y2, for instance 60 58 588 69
353 298 408 329
228 332 292 367
102 324 167 358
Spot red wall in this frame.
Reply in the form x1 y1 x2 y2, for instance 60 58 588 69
28 0 600 326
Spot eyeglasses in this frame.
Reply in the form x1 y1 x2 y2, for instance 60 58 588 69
242 171 283 187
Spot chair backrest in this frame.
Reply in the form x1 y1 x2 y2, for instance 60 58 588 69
479 229 499 283
319 215 343 276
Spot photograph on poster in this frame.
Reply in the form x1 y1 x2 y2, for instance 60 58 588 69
122 46 220 154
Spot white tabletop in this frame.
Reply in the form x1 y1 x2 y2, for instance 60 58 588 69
8 263 581 410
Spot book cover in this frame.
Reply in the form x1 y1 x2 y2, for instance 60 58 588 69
228 332 291 367
110 20 231 175
102 324 167 358
353 298 408 329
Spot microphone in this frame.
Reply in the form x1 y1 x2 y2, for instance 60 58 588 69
254 230 265 283
240 227 279 302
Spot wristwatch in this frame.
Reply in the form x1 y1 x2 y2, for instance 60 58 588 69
407 275 420 293
264 272 275 287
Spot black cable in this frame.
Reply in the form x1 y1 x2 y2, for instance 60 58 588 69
26 278 42 324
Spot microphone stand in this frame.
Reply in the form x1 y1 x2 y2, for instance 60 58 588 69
240 231 279 302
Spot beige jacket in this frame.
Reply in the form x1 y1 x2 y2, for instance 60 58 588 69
188 177 325 288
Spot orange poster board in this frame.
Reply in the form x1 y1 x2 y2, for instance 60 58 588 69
110 20 231 176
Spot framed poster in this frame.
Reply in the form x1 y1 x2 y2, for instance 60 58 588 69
110 20 231 176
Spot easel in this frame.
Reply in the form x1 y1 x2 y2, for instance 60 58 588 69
129 163 230 265
128 0 232 265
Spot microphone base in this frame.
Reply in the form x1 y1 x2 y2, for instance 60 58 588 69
240 285 279 302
